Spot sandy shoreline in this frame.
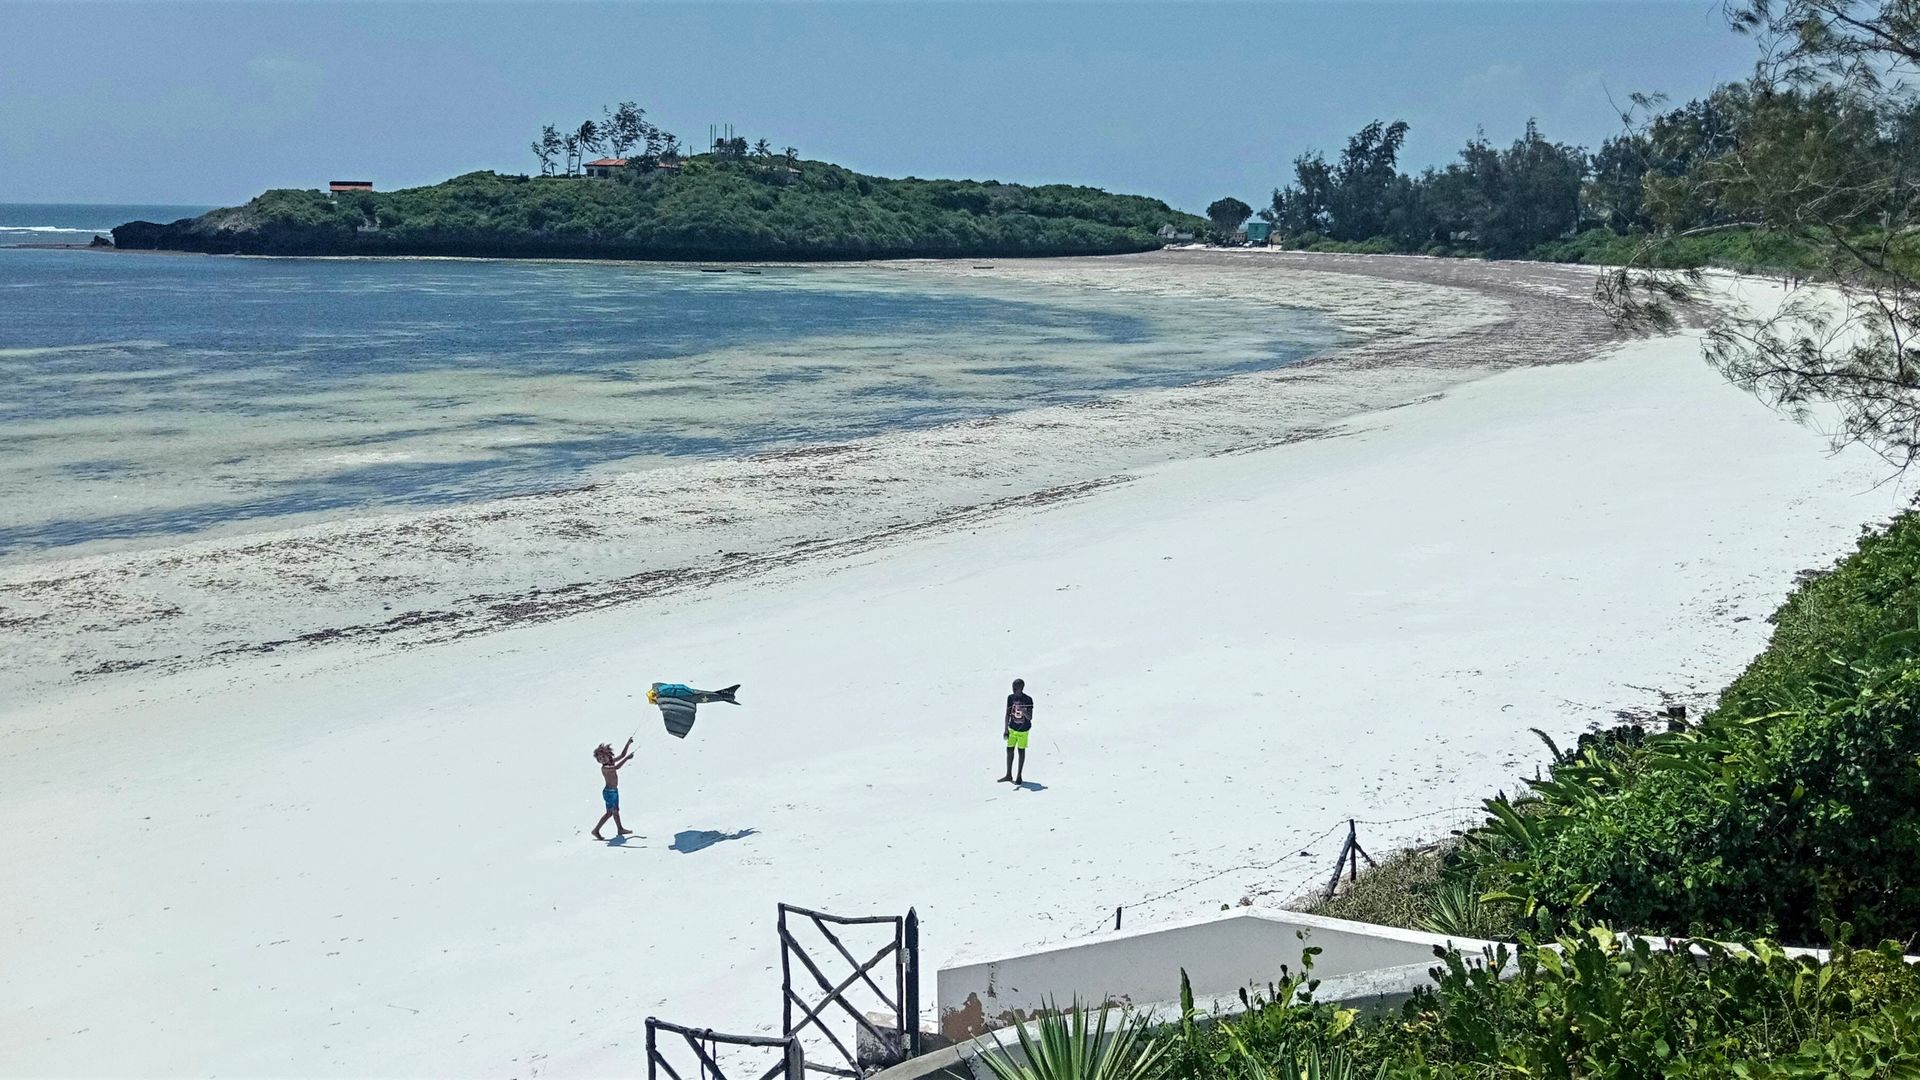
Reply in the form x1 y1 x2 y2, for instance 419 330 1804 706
0 251 1614 709
2 253 1901 1077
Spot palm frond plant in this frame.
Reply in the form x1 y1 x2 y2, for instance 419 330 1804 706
977 1001 1167 1080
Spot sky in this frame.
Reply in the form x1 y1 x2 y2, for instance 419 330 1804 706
0 1 1764 213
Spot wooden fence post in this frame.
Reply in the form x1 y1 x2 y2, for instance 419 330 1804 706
778 905 793 1041
1323 825 1354 901
784 1034 806 1080
903 909 921 1058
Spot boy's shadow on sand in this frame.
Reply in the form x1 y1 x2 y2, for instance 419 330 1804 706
671 828 758 854
1015 781 1048 792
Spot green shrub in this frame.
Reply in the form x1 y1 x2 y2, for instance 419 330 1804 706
1449 512 1920 943
1719 516 1920 719
1160 935 1920 1079
1355 929 1920 1077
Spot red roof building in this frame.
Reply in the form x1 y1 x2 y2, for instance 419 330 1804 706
328 180 374 193
584 158 627 179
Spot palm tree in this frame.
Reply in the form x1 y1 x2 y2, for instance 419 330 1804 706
561 133 581 177
783 146 799 168
575 120 605 172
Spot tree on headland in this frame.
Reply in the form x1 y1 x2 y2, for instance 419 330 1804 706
1206 196 1253 239
536 104 680 175
531 124 564 177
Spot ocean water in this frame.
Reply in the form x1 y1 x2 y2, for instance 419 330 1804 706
0 243 1344 559
0 202 211 247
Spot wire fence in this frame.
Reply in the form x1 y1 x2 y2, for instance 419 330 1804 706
1073 805 1488 937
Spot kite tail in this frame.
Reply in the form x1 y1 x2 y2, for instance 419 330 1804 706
712 684 741 704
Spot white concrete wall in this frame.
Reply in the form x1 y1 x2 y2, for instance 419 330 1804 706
935 910 1501 1040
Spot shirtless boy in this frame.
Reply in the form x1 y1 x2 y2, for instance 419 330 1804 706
592 737 635 840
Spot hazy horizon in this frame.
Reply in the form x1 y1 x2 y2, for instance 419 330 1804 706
3 1 1760 214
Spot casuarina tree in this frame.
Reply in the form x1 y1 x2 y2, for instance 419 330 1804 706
1603 0 1920 469
604 102 646 160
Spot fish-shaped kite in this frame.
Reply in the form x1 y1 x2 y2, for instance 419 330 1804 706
649 682 742 738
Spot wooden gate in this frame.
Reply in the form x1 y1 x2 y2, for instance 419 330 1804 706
777 903 920 1077
645 1018 804 1080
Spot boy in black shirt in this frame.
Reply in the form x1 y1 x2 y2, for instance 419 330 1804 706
999 678 1034 785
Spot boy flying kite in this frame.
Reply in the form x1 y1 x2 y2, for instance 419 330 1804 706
592 737 635 840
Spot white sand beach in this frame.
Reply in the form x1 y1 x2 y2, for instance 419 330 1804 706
0 255 1907 1076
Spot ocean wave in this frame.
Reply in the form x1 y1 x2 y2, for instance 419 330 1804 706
0 340 170 359
0 225 112 234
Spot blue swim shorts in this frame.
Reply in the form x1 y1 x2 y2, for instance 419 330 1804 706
603 788 620 811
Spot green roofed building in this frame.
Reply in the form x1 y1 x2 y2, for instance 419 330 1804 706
1244 220 1273 245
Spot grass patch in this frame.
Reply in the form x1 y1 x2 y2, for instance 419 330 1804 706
1307 845 1446 929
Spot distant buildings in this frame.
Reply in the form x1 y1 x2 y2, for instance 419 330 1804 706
584 157 683 179
1244 221 1274 245
1156 224 1197 242
328 180 374 194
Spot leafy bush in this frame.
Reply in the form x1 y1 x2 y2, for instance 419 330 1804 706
1528 227 1822 273
1164 946 1368 1080
1444 512 1920 943
1156 934 1920 1079
1718 517 1920 719
1350 929 1920 1077
1299 236 1397 256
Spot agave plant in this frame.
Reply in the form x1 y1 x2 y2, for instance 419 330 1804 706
1418 879 1504 939
977 1001 1166 1080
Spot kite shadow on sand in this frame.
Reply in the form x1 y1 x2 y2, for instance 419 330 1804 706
671 828 758 854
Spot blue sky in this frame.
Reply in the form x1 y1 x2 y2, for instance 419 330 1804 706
1 2 1761 213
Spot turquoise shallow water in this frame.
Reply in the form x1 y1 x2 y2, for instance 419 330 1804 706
0 244 1343 558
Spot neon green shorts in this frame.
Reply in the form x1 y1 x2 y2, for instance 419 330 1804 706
1006 729 1029 750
